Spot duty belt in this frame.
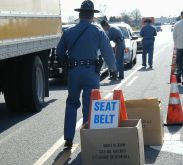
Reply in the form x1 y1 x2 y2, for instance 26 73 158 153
68 59 96 68
114 38 124 44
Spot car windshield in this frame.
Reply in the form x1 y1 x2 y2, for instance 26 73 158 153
133 31 140 37
118 27 129 39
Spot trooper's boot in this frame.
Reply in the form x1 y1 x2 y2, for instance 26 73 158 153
64 139 73 149
118 76 124 80
108 71 114 80
109 72 118 80
176 76 181 83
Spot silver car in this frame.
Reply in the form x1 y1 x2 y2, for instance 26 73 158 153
110 23 138 68
133 31 143 54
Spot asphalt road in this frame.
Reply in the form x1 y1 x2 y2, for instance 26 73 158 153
1 25 183 165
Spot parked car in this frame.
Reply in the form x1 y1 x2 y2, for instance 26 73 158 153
154 23 162 32
62 24 76 31
133 31 143 54
171 22 175 32
110 22 138 68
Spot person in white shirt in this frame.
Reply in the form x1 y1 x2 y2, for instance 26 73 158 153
173 11 183 84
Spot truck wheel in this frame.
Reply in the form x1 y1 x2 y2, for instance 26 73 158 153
4 63 23 112
22 55 45 112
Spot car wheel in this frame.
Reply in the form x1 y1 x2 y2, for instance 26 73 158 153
127 59 133 69
126 52 133 69
133 56 137 65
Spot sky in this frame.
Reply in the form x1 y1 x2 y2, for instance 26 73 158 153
61 0 183 22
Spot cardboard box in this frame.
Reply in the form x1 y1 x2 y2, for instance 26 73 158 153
125 98 164 145
80 119 144 165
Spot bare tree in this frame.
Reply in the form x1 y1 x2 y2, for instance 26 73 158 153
130 9 142 27
120 11 132 25
109 16 122 22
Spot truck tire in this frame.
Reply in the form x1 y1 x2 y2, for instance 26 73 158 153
22 55 45 112
4 63 23 112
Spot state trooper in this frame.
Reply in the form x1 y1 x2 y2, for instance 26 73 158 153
56 0 117 149
100 20 125 80
140 19 157 68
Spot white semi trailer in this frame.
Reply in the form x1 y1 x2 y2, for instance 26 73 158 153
0 0 62 112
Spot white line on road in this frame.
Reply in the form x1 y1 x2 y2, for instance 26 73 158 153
126 76 138 87
33 119 83 165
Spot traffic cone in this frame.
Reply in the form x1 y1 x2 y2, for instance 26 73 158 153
90 89 101 100
88 89 101 128
113 90 128 122
165 75 183 125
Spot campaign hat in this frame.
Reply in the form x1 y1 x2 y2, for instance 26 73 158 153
74 0 100 13
144 18 152 23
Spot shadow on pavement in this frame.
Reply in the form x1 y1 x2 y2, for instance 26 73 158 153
53 149 81 165
0 98 56 134
43 99 58 108
138 67 154 72
68 153 81 165
166 125 182 133
0 103 35 134
144 146 161 164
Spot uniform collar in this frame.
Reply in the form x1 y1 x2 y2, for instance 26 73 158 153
79 19 92 25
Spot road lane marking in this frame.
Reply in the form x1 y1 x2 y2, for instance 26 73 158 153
33 44 171 165
126 76 138 87
150 132 183 155
33 119 82 165
33 137 64 165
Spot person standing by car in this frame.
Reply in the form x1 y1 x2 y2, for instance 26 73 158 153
56 0 117 149
173 11 183 83
100 20 125 80
140 19 157 68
